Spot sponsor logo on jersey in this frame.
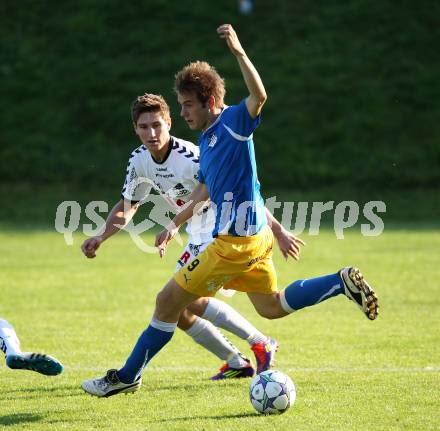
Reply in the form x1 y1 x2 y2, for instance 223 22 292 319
174 189 189 197
208 133 218 147
168 183 190 198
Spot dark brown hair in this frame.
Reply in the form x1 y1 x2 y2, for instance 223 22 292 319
131 93 171 125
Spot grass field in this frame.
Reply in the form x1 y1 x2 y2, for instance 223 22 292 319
1 227 439 430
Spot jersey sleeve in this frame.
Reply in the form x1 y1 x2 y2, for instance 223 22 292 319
121 154 152 203
188 144 201 182
222 99 261 139
186 142 203 184
197 168 205 184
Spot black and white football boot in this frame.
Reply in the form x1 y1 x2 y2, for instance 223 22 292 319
81 369 142 397
340 267 379 320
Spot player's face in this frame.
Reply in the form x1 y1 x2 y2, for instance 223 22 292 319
178 92 211 131
134 111 171 159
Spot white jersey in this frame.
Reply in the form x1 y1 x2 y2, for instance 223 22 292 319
121 136 214 244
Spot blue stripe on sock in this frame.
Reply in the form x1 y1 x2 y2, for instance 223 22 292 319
118 324 175 383
283 272 344 311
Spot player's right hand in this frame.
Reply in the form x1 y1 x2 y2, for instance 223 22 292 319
274 228 306 261
155 224 179 258
217 24 245 57
81 236 103 259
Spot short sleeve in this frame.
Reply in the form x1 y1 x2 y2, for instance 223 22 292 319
222 99 261 139
121 156 151 203
197 168 205 184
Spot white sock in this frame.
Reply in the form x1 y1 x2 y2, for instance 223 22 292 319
185 317 248 368
202 298 267 345
0 319 21 357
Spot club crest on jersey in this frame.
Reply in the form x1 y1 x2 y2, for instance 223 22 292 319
189 243 201 256
208 133 218 147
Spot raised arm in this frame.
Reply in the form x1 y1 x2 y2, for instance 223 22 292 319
217 24 267 118
155 182 209 257
81 199 139 258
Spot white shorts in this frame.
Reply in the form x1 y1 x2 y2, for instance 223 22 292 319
175 241 236 297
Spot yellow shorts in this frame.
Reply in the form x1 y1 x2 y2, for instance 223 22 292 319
174 224 277 297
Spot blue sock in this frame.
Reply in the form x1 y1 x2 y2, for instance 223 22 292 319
118 318 177 383
280 272 344 313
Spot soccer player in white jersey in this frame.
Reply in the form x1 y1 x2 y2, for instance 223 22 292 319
81 93 297 380
82 24 378 398
0 318 63 375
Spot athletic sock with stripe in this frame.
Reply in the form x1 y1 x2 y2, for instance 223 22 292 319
280 272 344 313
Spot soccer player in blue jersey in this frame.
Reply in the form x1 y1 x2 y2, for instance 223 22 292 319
81 93 287 380
81 24 379 397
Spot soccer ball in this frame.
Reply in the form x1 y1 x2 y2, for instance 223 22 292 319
249 370 296 414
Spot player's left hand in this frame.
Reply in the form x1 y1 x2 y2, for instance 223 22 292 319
274 228 305 261
217 24 245 57
155 224 179 258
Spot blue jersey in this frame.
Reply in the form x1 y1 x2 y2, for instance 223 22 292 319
198 99 267 237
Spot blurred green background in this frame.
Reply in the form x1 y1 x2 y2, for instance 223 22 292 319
1 0 439 227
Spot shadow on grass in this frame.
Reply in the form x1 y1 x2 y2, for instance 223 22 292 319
153 380 241 392
152 412 257 423
0 413 43 426
4 384 84 399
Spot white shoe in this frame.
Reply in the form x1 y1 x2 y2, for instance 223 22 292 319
81 369 142 397
340 267 379 320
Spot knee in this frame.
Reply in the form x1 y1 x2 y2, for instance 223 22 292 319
155 289 170 312
186 297 210 316
177 308 197 331
155 285 177 319
154 279 198 323
155 289 177 323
